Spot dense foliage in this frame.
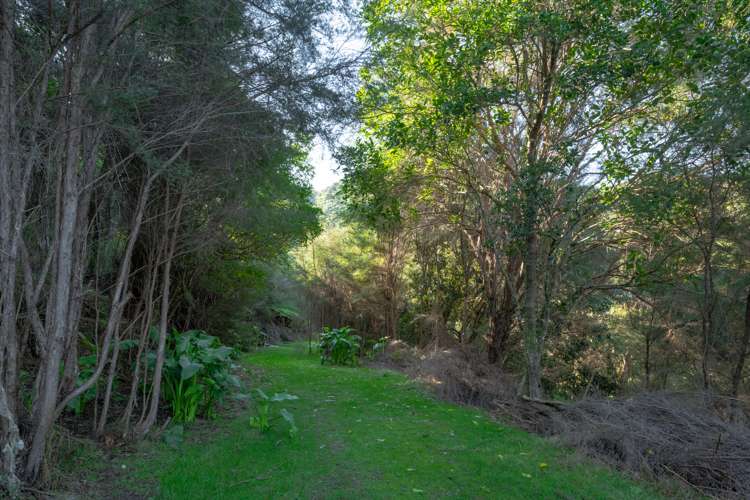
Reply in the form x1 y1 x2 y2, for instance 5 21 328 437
162 330 238 423
319 326 362 365
299 0 750 404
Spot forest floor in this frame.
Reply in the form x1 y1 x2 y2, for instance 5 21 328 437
73 343 663 499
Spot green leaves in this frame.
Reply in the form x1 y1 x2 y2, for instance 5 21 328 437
254 388 270 401
65 354 99 416
178 356 203 381
161 329 238 423
280 409 298 437
249 403 271 432
250 389 299 438
338 140 404 231
272 305 300 320
319 327 362 366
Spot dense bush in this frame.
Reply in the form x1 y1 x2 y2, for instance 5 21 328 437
161 330 239 422
319 327 361 366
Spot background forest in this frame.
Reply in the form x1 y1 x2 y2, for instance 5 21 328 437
299 1 750 403
1 0 750 497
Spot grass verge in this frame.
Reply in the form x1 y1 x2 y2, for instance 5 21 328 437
114 343 663 499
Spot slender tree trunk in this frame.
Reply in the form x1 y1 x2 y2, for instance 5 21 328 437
136 189 184 437
25 4 88 477
0 384 21 497
522 231 542 398
0 12 21 490
53 175 154 418
644 330 652 390
730 288 750 420
121 255 159 435
20 234 55 354
487 256 519 365
96 318 127 436
60 130 102 396
700 245 716 391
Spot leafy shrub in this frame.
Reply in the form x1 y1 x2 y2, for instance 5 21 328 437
249 389 299 437
366 336 389 359
227 323 267 352
162 329 239 422
271 305 300 325
319 326 361 366
66 339 138 415
66 354 98 415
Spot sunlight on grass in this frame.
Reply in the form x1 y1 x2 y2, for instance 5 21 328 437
126 344 661 499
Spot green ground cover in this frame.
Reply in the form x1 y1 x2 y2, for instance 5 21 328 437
122 344 661 499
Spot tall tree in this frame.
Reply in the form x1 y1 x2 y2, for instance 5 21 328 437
351 0 678 396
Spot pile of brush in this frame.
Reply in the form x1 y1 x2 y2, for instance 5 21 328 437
377 342 750 498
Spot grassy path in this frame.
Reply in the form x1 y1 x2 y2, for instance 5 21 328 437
128 344 660 499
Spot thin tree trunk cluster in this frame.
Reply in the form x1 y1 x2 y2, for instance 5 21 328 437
0 0 354 492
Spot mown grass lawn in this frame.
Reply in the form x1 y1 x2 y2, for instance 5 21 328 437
124 343 660 499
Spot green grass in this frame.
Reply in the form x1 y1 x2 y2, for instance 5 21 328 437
126 343 661 499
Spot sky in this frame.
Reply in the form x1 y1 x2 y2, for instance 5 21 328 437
308 4 367 193
309 137 342 192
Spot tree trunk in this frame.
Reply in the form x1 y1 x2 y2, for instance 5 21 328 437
730 287 750 420
644 330 652 390
53 175 154 418
121 255 159 435
25 4 88 477
136 189 184 437
60 130 102 396
0 384 21 497
522 231 543 399
0 9 22 492
487 257 519 365
96 322 124 436
700 246 716 391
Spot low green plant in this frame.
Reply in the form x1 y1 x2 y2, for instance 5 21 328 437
367 336 389 359
66 354 98 415
249 389 299 437
319 326 361 366
66 339 140 415
162 329 239 423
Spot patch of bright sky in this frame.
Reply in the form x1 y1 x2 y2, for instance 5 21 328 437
309 3 366 193
310 137 341 192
